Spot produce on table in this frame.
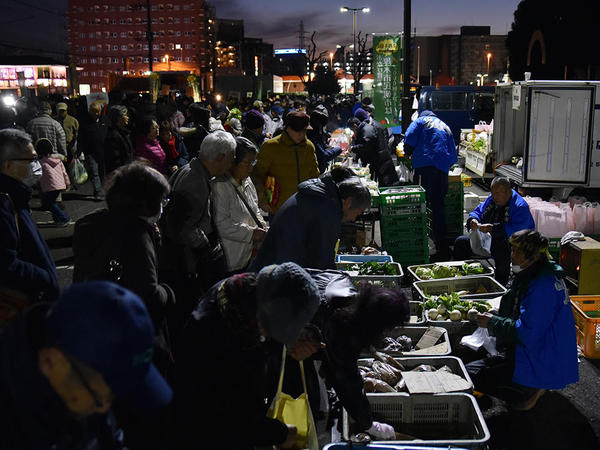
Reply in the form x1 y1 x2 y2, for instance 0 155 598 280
360 360 462 393
424 292 491 321
348 261 397 276
414 262 486 280
379 335 413 352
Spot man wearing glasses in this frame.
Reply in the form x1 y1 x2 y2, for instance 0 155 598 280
0 281 173 449
0 128 59 317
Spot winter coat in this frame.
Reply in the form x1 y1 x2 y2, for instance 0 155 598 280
78 116 108 159
0 173 58 304
467 190 535 242
0 303 125 450
72 209 174 331
159 133 189 172
253 131 319 213
158 159 216 274
488 260 579 389
26 114 67 156
353 118 399 186
170 278 289 449
134 135 167 174
211 175 267 271
249 174 341 271
104 126 133 174
404 111 457 173
40 156 70 193
59 114 79 153
264 113 284 137
307 129 342 174
309 270 373 430
241 127 266 150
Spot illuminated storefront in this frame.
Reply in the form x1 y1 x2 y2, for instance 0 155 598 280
0 64 69 95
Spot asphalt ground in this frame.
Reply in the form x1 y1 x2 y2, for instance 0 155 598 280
34 179 600 450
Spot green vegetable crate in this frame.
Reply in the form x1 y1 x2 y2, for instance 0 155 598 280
378 186 426 216
413 276 507 302
407 260 494 281
335 261 403 287
342 393 490 448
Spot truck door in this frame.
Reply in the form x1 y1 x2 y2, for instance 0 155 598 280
525 87 594 185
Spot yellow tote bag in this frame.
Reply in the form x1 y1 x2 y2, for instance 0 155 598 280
267 347 319 450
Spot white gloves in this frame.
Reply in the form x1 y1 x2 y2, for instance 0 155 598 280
367 421 395 440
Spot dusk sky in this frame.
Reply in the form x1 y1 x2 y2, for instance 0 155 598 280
2 0 521 57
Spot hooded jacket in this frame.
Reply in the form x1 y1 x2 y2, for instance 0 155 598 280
307 128 342 174
488 260 579 389
134 135 167 175
0 173 58 304
40 156 70 192
353 118 399 186
404 111 457 173
249 175 341 271
0 304 124 450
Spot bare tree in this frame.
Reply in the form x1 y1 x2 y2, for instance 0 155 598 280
293 31 328 91
353 31 371 94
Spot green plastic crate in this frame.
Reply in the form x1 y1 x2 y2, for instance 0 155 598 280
379 186 426 216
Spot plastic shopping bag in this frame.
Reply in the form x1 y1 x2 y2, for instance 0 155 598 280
470 229 492 257
267 347 318 450
68 158 88 185
460 327 498 356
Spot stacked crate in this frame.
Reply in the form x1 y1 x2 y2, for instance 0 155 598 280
379 186 429 266
444 177 465 241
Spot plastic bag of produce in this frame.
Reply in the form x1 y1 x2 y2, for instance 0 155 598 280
469 229 491 257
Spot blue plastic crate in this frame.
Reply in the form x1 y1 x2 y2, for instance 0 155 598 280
335 254 394 263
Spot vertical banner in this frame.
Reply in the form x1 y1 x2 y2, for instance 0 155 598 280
373 33 403 128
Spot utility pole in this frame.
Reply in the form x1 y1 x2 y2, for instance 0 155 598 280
146 0 153 71
401 0 412 133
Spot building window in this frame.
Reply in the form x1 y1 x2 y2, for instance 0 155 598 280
111 32 117 38
175 31 181 36
91 72 96 76
185 57 191 62
153 57 159 62
183 4 190 10
121 32 127 38
174 18 180 24
120 19 126 24
113 58 119 63
138 57 143 62
92 84 97 89
160 43 165 49
99 70 104 76
119 6 125 11
91 58 97 63
90 45 96 51
110 19 116 25
121 45 127 50
151 5 157 11
98 57 103 63
83 71 88 76
173 4 179 10
185 44 191 49
153 44 159 50
113 45 118 50
104 31 110 38
137 44 142 50
144 58 149 63
81 58 88 64
183 18 190 24
152 19 158 24
81 46 86 51
159 17 164 23
105 44 110 51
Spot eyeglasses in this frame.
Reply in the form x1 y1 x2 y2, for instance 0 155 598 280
242 159 257 167
161 197 170 207
67 355 112 410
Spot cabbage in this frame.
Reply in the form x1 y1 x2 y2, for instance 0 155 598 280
415 267 434 279
463 262 484 275
432 264 454 279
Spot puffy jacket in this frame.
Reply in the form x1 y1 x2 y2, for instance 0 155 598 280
135 135 167 174
40 156 70 192
468 189 535 241
78 116 108 158
253 131 319 213
0 303 125 450
26 114 67 156
0 173 58 304
488 260 579 389
404 111 457 173
249 175 341 271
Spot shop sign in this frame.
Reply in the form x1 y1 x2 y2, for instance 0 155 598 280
373 33 403 128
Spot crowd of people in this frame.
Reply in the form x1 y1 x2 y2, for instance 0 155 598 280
0 89 580 449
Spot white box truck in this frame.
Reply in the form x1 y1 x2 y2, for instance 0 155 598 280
492 80 600 195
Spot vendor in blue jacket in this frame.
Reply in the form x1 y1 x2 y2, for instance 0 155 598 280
466 229 578 411
404 110 457 260
454 176 535 285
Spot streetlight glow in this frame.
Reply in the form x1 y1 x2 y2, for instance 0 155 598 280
363 7 370 12
339 6 371 94
340 7 348 12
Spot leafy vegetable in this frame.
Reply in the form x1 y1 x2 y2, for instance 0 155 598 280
462 262 484 275
349 261 397 276
415 267 434 280
413 262 488 279
432 265 454 279
422 294 491 322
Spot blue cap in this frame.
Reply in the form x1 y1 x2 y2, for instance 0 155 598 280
354 107 369 122
271 105 283 115
45 282 173 412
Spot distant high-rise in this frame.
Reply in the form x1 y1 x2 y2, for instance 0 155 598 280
68 0 213 92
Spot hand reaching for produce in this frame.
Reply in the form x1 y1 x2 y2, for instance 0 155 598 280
367 421 395 440
280 424 298 449
478 223 493 233
476 312 493 328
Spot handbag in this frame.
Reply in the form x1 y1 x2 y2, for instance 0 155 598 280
267 347 319 450
0 193 29 329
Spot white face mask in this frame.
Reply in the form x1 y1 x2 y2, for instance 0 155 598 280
22 160 42 187
512 264 523 274
147 203 163 225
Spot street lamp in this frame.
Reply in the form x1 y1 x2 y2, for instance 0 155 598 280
329 52 334 70
162 54 171 71
340 6 370 95
486 52 492 76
